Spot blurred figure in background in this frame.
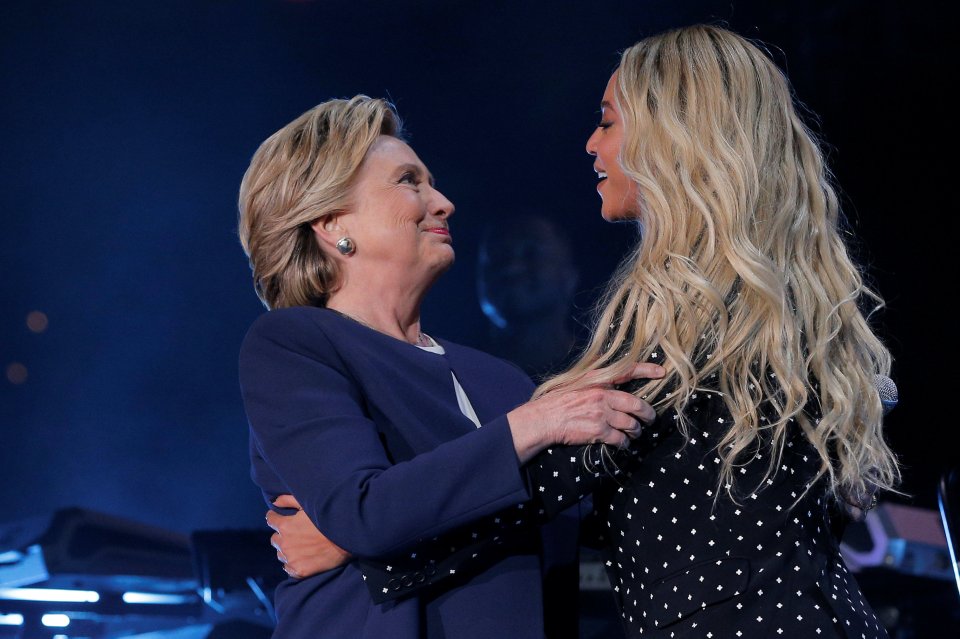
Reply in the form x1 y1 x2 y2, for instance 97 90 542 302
477 214 624 638
477 214 582 383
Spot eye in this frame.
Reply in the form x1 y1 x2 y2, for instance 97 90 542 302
597 121 613 130
399 171 418 185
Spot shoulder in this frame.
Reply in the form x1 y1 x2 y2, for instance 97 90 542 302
240 306 347 366
244 305 319 343
244 305 368 342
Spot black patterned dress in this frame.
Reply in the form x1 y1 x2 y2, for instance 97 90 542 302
526 348 887 638
359 348 888 639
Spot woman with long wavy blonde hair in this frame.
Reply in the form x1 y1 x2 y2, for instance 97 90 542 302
525 24 898 637
542 23 898 509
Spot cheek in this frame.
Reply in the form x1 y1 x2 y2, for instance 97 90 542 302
600 135 622 165
382 192 425 229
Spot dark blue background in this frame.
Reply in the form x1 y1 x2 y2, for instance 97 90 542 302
1 0 952 539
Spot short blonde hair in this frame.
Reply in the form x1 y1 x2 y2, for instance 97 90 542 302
238 96 402 309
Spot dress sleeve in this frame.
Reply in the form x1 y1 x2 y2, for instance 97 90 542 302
239 310 531 559
357 387 684 603
357 443 633 602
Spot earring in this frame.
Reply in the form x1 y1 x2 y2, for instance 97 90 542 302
335 237 356 256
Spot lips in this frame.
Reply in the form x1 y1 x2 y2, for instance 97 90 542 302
424 228 452 241
594 167 608 190
594 168 608 194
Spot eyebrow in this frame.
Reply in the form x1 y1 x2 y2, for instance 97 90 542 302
397 162 435 186
600 100 613 110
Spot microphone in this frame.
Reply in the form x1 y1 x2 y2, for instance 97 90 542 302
874 374 898 415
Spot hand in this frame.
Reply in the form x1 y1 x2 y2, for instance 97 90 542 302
508 362 664 463
266 494 352 579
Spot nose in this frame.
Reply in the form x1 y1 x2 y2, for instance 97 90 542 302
585 128 599 156
430 186 455 219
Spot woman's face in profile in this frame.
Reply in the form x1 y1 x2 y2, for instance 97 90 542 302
343 136 456 278
585 70 640 222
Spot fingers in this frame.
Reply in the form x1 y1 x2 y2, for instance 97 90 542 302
272 533 297 577
611 362 665 385
272 531 303 579
271 532 288 564
273 494 301 510
267 494 301 533
580 362 666 388
595 427 630 449
265 510 280 532
605 409 642 439
604 389 657 424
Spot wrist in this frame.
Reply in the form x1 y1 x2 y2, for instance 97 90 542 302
506 407 546 464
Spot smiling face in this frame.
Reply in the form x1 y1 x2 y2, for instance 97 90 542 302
585 70 641 222
318 135 456 285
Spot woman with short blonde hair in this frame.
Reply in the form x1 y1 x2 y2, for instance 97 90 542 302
236 95 660 639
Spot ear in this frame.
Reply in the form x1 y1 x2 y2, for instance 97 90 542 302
310 213 348 253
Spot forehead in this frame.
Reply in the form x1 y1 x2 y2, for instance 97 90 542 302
601 70 619 108
363 135 423 169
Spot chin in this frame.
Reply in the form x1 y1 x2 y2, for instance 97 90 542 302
601 208 631 222
600 202 642 223
433 250 456 273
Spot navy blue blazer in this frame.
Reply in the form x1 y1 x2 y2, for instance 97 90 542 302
239 306 568 639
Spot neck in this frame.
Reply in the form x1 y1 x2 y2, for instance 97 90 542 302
327 283 429 346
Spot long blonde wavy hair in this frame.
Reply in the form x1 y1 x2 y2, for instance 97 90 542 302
238 96 401 309
537 25 898 504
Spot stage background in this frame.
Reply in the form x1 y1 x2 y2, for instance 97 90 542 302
1 0 955 632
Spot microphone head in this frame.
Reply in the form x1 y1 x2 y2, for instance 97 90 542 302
874 374 898 415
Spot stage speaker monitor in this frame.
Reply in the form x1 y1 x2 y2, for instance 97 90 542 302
0 507 194 591
840 501 953 581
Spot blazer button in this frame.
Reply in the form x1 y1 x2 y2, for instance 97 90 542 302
425 563 437 576
387 578 401 591
401 575 414 588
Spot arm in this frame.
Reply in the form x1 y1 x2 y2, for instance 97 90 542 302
242 310 657 558
265 443 634 602
241 311 531 557
259 332 663 598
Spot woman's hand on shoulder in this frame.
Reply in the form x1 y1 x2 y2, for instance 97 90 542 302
267 494 352 579
507 362 664 463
